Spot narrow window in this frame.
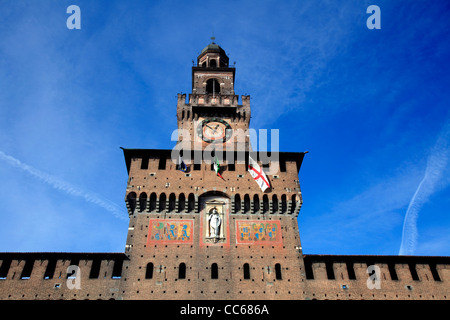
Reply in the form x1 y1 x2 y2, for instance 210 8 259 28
178 263 186 279
187 193 195 213
429 263 441 281
290 194 297 214
409 263 420 281
388 263 398 281
243 263 250 280
325 261 335 280
145 263 154 279
346 261 356 280
140 156 149 170
158 156 166 170
272 195 278 214
280 159 286 172
206 78 220 94
253 195 260 213
44 259 57 280
262 195 269 214
234 194 241 213
304 260 314 280
178 193 186 213
0 259 11 279
211 263 218 279
139 192 147 212
20 259 35 279
275 263 282 280
244 194 250 213
281 195 287 214
127 192 137 214
112 259 123 279
89 259 101 279
159 193 166 212
169 193 176 212
149 193 157 212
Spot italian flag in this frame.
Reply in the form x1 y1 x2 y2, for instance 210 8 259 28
214 157 225 180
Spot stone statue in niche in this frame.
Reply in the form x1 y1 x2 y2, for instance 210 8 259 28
208 207 222 238
203 198 227 245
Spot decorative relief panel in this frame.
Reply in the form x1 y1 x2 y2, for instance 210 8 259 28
147 219 193 245
235 220 282 245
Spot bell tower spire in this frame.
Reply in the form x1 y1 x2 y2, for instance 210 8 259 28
176 40 251 152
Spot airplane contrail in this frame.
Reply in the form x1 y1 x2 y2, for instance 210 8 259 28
0 150 127 221
399 121 450 255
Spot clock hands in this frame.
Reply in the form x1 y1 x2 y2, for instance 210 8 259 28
198 119 232 143
205 124 221 134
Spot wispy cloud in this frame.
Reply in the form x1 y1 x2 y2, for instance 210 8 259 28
0 150 127 221
300 164 421 254
399 120 450 255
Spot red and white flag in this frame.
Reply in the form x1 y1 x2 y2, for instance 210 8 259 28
248 156 270 192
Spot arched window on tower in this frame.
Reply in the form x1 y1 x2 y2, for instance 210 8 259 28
159 193 166 212
149 193 157 212
139 192 147 212
290 194 297 214
178 263 186 279
281 195 287 214
209 59 217 68
253 194 260 214
145 263 154 279
211 263 218 279
262 195 269 214
178 193 186 213
127 192 137 214
244 194 250 214
234 194 241 213
206 78 220 95
188 193 195 213
243 263 251 280
275 263 282 280
169 193 176 212
272 194 278 214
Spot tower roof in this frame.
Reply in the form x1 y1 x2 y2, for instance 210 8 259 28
198 38 228 62
201 42 224 54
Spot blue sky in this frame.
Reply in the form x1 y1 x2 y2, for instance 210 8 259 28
0 0 449 256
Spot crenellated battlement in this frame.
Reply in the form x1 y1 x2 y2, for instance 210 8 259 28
302 255 450 300
0 252 127 300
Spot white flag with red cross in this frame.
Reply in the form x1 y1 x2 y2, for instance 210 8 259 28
248 155 271 192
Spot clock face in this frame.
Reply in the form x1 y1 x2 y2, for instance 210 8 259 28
197 118 232 143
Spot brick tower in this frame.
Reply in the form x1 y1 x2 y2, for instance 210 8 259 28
119 40 307 299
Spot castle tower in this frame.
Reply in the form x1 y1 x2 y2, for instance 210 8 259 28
119 40 307 300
